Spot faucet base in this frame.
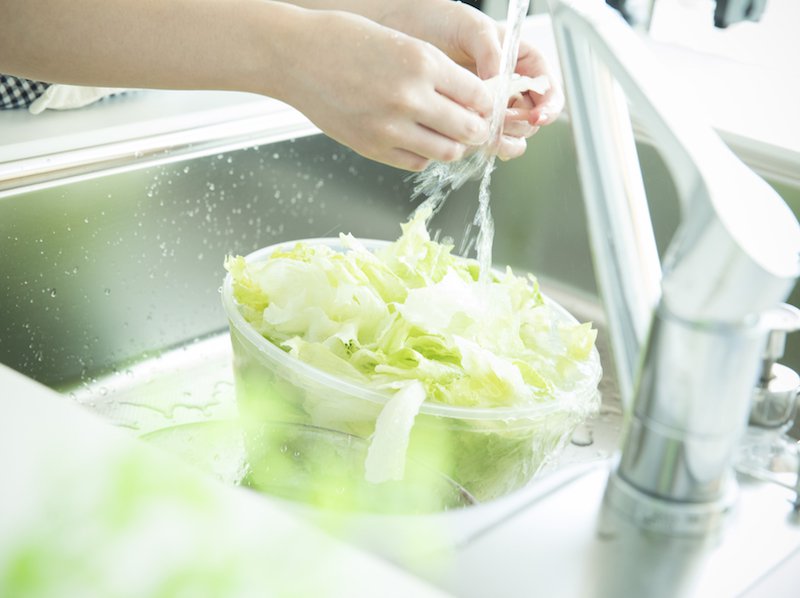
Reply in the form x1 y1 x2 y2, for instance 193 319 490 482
600 467 737 537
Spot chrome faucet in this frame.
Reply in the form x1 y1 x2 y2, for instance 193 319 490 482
550 0 800 537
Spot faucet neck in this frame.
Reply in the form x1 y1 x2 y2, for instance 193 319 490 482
616 305 765 506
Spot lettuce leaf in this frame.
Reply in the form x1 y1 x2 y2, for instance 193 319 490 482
227 208 598 489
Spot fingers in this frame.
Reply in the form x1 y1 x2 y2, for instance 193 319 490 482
515 40 565 126
528 87 565 126
384 148 431 172
404 122 469 163
370 119 469 169
504 110 538 138
466 21 503 80
434 61 493 116
497 135 527 161
417 92 490 147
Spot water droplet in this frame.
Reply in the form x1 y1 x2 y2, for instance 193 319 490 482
104 288 111 296
570 424 594 447
49 288 57 298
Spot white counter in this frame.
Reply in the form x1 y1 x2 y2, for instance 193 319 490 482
0 364 450 597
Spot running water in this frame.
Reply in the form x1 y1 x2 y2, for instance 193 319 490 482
411 0 532 282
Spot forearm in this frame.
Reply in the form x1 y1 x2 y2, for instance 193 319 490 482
0 0 301 99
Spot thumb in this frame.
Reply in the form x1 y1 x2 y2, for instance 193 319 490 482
469 25 502 80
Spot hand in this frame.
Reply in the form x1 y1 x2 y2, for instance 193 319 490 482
276 10 493 171
383 0 564 160
495 38 565 160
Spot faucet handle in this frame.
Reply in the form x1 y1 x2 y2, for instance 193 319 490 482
735 303 800 507
749 304 800 428
760 303 800 336
759 304 800 379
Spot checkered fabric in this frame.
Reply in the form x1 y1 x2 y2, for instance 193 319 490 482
0 75 50 109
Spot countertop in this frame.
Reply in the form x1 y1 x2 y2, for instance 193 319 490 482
0 364 450 597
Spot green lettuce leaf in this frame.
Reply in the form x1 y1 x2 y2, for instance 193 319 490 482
227 208 599 490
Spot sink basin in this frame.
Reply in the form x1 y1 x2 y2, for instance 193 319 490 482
2 114 800 595
1 119 799 493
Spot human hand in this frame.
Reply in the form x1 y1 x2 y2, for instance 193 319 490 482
275 10 493 171
382 0 564 160
494 38 565 160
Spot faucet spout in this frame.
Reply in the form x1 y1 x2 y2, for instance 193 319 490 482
551 0 800 533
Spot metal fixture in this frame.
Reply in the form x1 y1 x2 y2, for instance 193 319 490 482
714 0 768 28
749 305 800 430
606 0 768 30
735 303 800 510
605 0 656 30
551 0 800 538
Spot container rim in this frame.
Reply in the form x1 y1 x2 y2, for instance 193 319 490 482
221 237 602 421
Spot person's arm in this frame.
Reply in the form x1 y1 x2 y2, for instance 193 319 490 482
0 0 491 171
282 0 501 77
0 0 291 95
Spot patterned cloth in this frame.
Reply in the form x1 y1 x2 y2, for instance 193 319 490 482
0 74 50 109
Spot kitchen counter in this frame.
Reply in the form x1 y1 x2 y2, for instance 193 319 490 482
0 364 450 597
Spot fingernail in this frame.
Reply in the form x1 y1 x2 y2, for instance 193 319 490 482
498 136 526 161
535 110 550 125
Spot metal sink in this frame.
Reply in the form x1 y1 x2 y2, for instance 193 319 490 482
1 117 799 462
2 117 800 593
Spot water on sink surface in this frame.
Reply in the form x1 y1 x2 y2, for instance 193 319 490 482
61 284 622 512
63 334 238 434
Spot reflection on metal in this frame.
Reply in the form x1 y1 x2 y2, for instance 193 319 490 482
554 0 799 516
552 0 800 592
714 0 768 28
0 108 319 196
605 0 657 31
605 0 767 30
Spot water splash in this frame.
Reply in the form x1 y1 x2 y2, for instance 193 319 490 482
410 0 531 281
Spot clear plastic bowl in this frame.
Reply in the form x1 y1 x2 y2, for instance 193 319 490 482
222 239 602 507
141 419 475 514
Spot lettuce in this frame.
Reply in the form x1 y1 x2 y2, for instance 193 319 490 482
226 208 600 502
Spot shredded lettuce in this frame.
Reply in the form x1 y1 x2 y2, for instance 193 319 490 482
226 208 599 496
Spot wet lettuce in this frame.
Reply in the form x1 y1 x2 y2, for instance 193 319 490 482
226 209 598 488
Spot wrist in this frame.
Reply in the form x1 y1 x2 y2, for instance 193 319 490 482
380 0 492 70
235 1 315 101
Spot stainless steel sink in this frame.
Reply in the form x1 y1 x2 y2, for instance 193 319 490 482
3 114 800 594
1 119 799 465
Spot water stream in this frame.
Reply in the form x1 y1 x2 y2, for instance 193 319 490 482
476 0 531 281
411 0 531 281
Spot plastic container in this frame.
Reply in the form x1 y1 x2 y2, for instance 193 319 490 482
222 239 602 507
141 419 475 513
